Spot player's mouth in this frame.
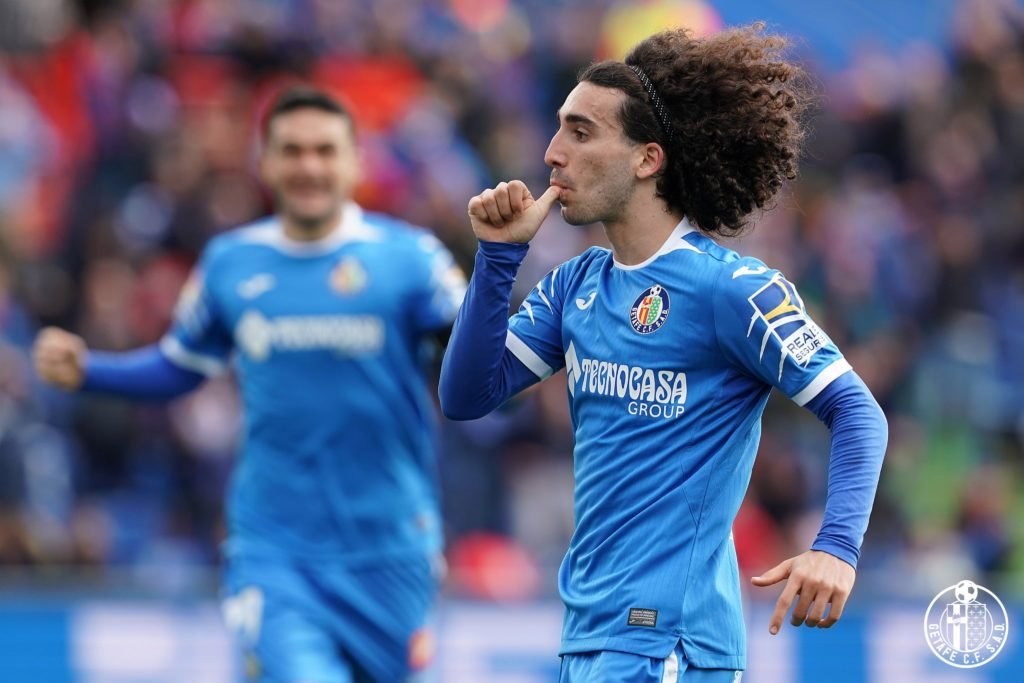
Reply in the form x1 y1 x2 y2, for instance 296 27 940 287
550 178 572 196
286 184 329 198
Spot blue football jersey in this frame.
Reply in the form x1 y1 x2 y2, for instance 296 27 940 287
505 222 851 668
161 203 466 562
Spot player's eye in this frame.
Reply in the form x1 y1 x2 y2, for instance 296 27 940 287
573 129 588 141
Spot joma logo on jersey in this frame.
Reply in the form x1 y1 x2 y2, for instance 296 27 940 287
565 341 687 419
235 310 384 361
746 274 829 379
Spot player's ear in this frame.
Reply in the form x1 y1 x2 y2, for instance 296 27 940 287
635 142 665 180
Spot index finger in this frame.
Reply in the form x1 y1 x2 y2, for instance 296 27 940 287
769 578 801 635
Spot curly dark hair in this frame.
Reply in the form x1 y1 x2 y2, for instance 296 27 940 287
578 24 813 237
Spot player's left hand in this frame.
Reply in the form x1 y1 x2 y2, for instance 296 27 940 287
750 549 855 634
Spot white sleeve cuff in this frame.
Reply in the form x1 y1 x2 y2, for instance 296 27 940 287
505 331 554 379
790 358 852 406
159 336 228 377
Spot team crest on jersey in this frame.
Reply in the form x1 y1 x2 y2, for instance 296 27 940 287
330 256 368 295
629 285 670 334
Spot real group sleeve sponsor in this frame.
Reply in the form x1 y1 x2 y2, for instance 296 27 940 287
713 260 851 404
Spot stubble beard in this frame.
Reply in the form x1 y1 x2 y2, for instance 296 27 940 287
276 190 343 235
561 175 636 227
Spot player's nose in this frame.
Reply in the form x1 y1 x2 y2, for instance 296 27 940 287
544 132 567 169
293 149 327 175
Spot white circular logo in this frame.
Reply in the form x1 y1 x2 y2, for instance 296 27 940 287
923 579 1008 668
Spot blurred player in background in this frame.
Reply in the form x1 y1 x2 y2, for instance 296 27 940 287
440 25 887 682
34 86 465 683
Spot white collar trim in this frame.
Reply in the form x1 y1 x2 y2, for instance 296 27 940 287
241 203 381 256
612 218 702 270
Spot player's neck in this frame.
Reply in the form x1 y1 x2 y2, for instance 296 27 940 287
602 199 683 266
280 208 343 242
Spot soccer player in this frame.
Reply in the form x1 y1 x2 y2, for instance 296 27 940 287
33 86 465 683
439 25 887 682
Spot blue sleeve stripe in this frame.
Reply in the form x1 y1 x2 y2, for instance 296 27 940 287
505 331 553 379
159 336 228 376
790 358 852 406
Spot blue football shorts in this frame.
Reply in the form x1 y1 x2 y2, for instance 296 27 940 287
560 642 743 683
221 550 440 683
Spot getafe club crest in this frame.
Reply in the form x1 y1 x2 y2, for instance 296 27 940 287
630 285 670 334
924 579 1009 668
330 256 368 295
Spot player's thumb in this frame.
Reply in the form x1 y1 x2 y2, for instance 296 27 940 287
530 185 561 215
751 558 793 587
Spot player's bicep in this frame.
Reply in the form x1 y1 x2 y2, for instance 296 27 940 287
162 262 233 376
714 262 850 405
506 268 566 380
411 234 467 332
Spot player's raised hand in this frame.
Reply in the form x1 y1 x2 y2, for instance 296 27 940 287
751 549 856 634
32 327 87 391
468 181 561 244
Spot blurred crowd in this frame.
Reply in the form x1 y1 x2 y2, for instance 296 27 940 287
0 0 1023 602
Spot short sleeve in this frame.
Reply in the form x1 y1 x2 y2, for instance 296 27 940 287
159 249 233 376
409 233 467 332
713 259 851 406
505 265 567 380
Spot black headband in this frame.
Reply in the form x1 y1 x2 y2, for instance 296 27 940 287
628 64 674 143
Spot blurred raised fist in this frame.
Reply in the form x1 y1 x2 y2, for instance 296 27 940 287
33 327 87 391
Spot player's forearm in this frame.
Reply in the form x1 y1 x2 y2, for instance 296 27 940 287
83 344 206 400
439 240 533 420
804 371 888 568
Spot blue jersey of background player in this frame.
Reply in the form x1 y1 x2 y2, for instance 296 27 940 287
34 86 466 683
440 27 887 683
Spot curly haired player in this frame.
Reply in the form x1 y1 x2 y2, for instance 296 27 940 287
440 25 887 682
